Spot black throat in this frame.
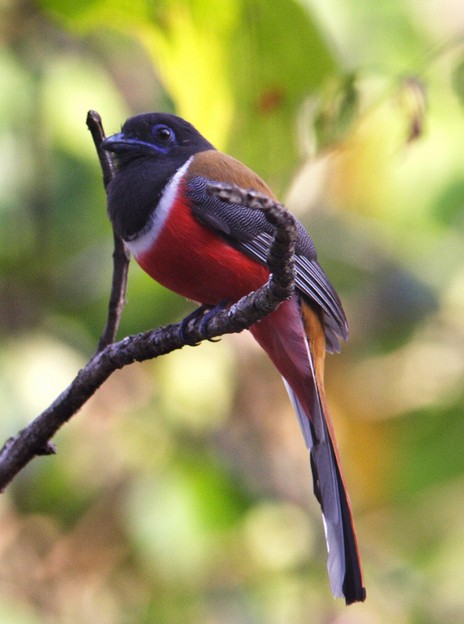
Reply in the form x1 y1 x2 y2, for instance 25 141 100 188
106 153 187 241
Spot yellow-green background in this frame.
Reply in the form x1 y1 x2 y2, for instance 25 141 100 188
1 0 464 622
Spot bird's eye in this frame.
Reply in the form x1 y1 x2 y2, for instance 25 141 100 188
152 124 175 144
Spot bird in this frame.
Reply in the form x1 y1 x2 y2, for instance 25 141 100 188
102 112 366 604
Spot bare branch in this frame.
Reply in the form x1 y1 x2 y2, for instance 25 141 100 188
86 110 130 351
0 115 296 492
97 231 130 352
86 110 116 188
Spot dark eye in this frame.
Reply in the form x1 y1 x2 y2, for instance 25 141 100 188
152 124 175 144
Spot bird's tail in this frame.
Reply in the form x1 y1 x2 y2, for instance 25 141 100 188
250 296 366 604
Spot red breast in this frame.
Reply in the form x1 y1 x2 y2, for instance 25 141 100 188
127 151 271 305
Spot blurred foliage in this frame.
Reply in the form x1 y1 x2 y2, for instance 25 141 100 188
1 0 464 622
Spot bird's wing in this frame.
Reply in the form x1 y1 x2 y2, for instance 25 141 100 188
186 155 348 352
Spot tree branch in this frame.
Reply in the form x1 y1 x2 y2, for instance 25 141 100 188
0 117 296 492
86 110 131 352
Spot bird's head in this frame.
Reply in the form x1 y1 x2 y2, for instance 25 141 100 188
102 112 214 165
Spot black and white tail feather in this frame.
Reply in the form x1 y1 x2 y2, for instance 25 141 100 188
283 342 365 604
188 172 365 603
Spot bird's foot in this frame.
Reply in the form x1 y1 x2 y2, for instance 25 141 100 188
178 301 229 345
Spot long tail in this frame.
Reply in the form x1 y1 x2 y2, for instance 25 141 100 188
250 295 366 605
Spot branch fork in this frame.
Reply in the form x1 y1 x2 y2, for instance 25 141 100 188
0 111 297 491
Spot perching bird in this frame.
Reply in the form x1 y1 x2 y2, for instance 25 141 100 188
103 112 365 604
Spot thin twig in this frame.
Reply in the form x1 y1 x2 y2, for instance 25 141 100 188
86 110 130 351
86 110 116 187
97 232 130 352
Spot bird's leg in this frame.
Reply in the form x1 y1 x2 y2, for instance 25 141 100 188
198 300 229 340
178 304 211 345
178 301 229 345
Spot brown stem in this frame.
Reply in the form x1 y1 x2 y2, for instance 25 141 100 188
86 110 130 351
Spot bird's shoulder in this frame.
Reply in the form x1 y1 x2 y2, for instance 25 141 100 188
186 150 276 199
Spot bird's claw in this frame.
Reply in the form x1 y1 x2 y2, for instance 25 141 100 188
178 301 229 345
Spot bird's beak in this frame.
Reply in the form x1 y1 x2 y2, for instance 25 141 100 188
102 133 132 153
102 133 160 155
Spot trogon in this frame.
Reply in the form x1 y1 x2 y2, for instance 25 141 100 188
102 112 366 604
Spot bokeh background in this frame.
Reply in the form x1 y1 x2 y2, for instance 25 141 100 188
1 0 464 622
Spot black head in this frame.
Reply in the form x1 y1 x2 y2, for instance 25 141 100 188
102 112 215 164
102 113 215 240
